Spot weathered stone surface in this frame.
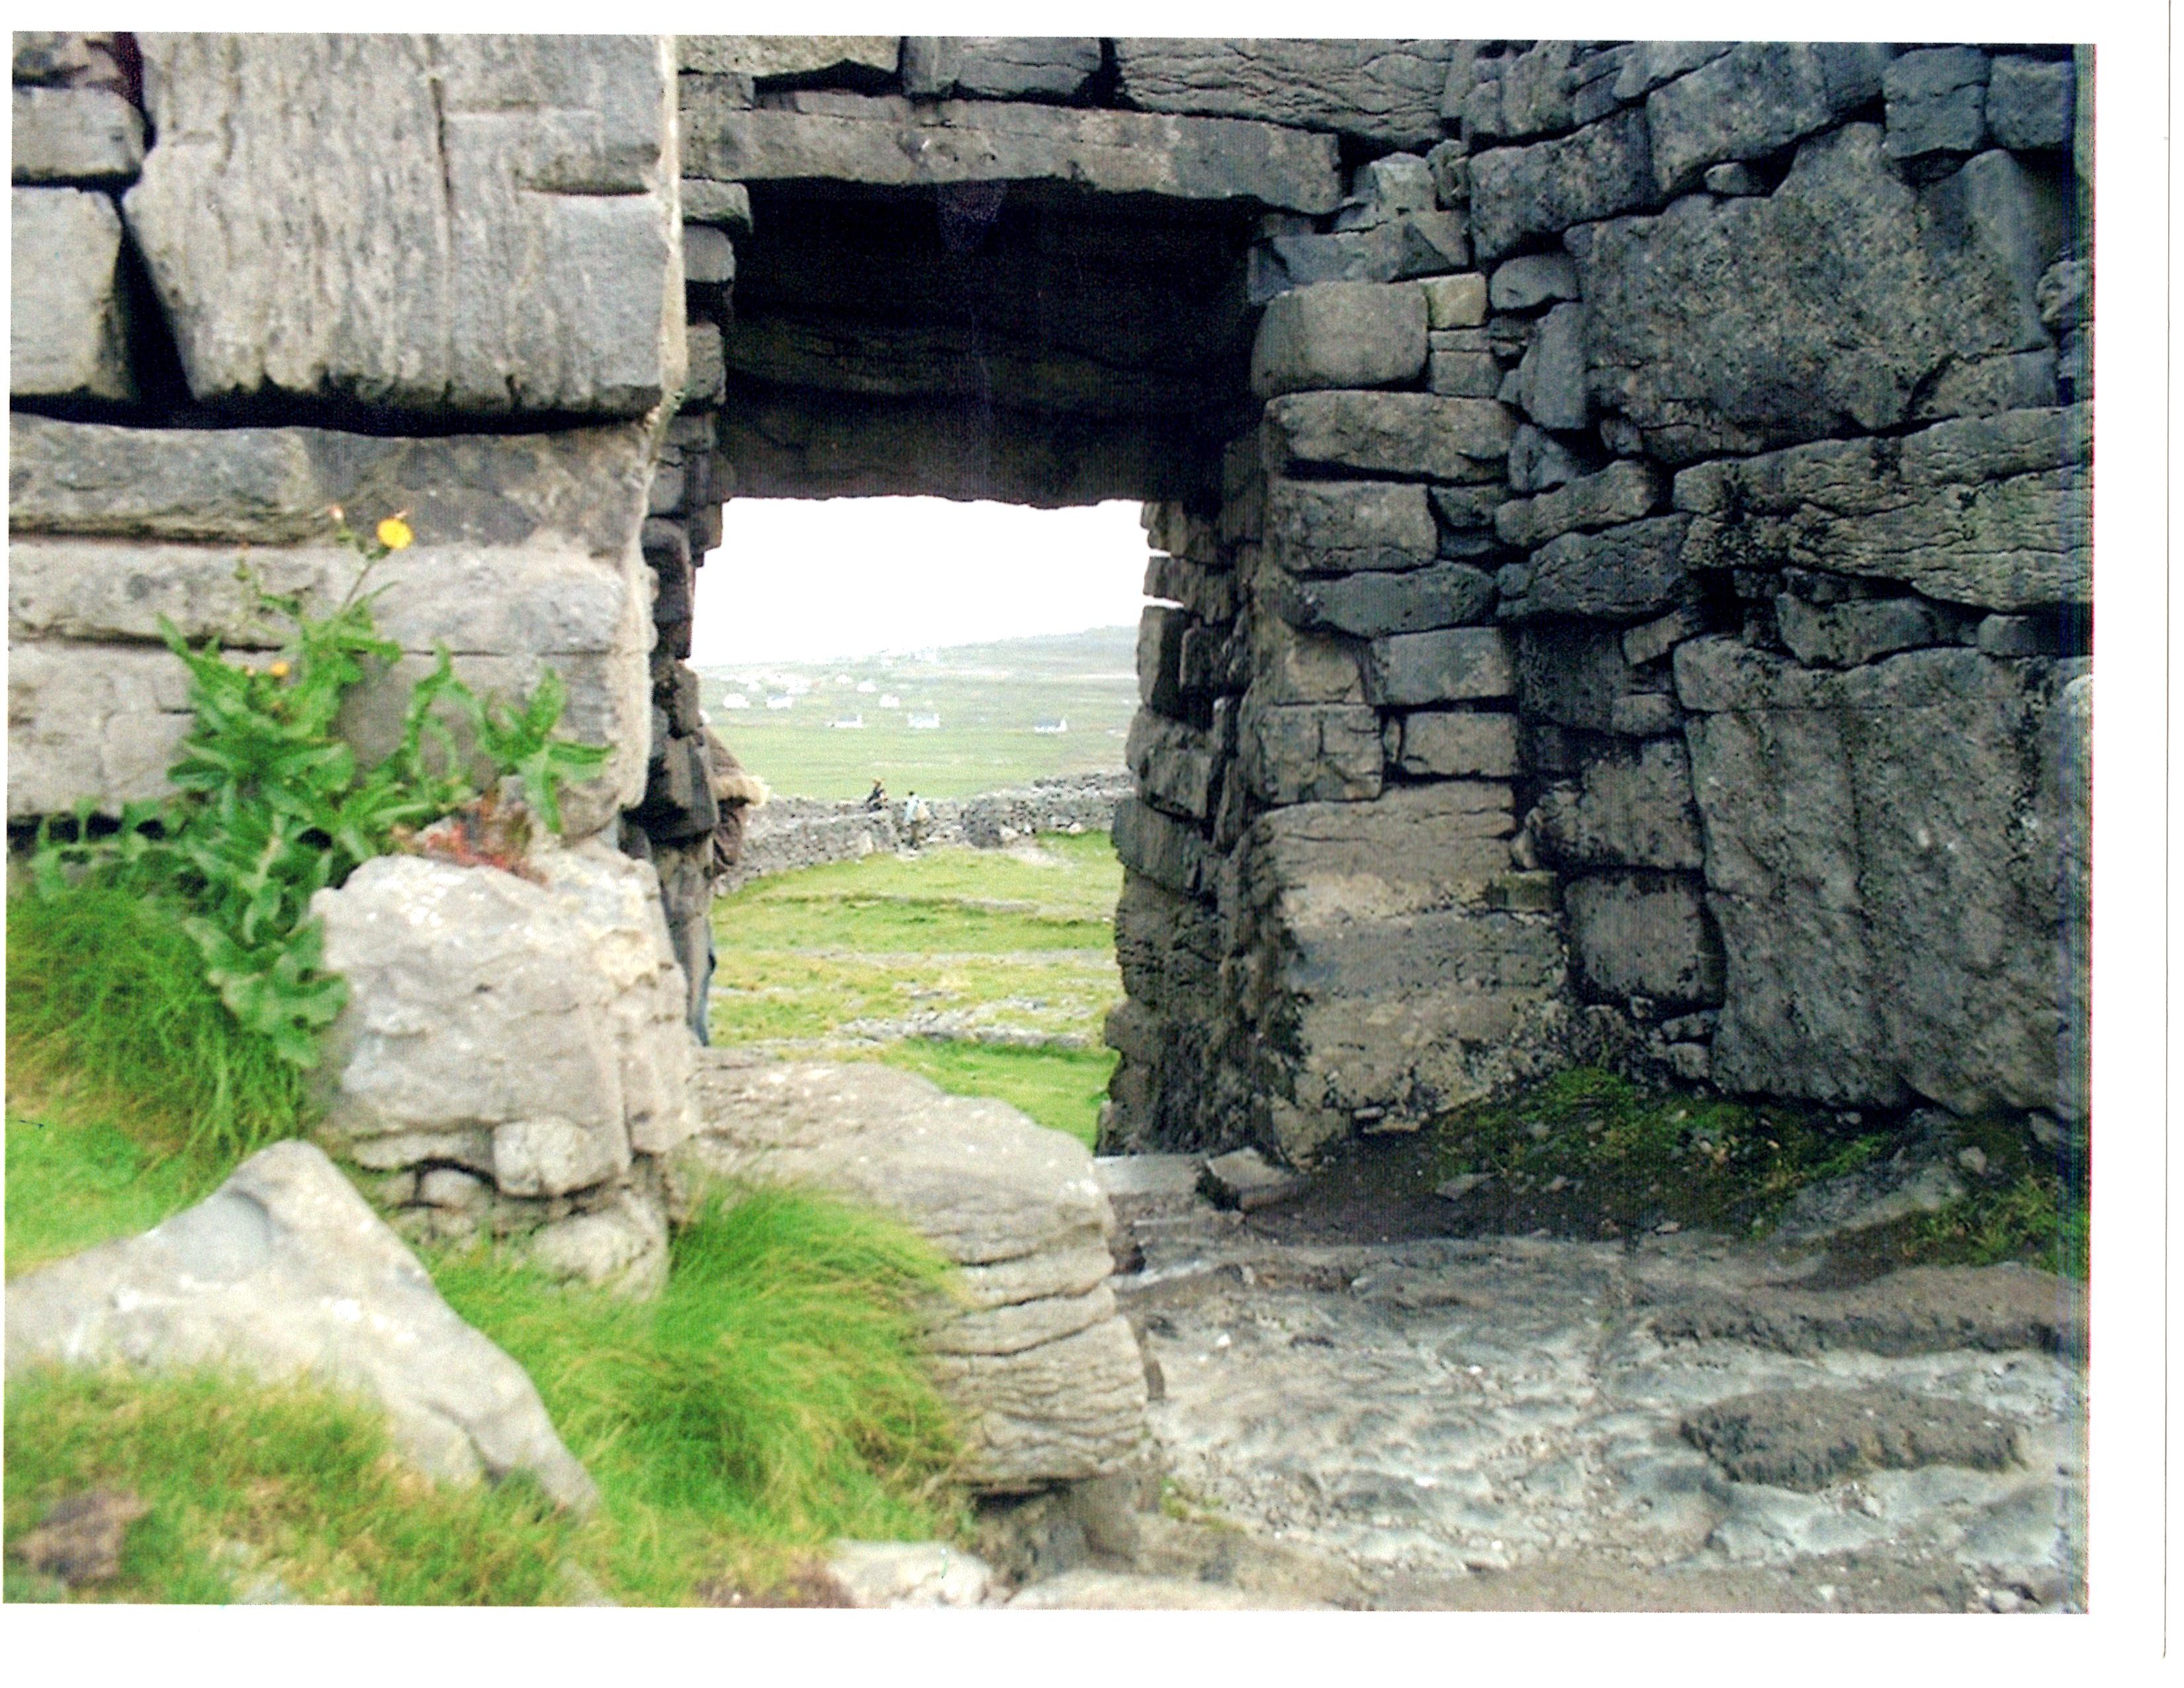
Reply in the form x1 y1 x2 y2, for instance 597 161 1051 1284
902 38 1101 101
13 31 132 89
1610 693 1682 737
1508 423 1586 494
1565 872 1723 1008
827 1541 995 1609
691 90 1340 214
6 641 193 820
1703 162 1762 195
1263 391 1512 481
1363 627 1515 707
1496 461 1664 550
678 177 752 230
5 1141 598 1510
1500 514 1692 622
1506 302 1588 430
682 224 734 287
1420 272 1487 328
680 36 898 80
1250 282 1428 399
1986 56 2075 153
682 1056 1148 1491
1622 606 1709 668
1127 709 1219 821
1114 39 1456 149
1574 128 2067 462
1248 213 1471 301
1675 638 2083 1113
1646 42 1894 193
12 86 144 182
1247 779 1516 922
1675 406 2091 612
11 187 134 402
1489 252 1580 311
1884 47 1989 162
1144 553 1238 624
1273 560 1496 639
1391 709 1521 778
126 34 683 418
1468 108 1654 263
314 845 695 1233
1113 796 1213 900
1774 594 1944 668
1136 604 1191 717
1612 42 1733 102
1684 1386 2022 1492
1428 346 1504 399
1532 737 1705 871
1238 698 1383 805
1514 623 1647 733
1267 479 1437 575
1245 612 1365 706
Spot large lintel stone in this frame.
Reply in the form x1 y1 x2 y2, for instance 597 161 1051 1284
1114 39 1457 150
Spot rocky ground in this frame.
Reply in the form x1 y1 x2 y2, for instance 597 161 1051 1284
1087 1153 2085 1613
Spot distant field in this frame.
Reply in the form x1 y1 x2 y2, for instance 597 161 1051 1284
697 626 1137 801
707 832 1123 1147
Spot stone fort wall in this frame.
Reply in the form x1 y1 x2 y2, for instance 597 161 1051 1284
10 35 2090 1170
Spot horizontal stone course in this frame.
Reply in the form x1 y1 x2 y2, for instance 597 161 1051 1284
1113 38 1456 149
1496 459 1664 550
1273 560 1496 639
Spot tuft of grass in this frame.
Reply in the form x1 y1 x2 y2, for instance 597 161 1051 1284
3 1367 577 1605
7 880 309 1164
881 1041 1116 1148
1848 1113 2089 1280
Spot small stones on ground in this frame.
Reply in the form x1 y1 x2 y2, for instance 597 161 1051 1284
1201 1147 1307 1212
825 1540 995 1608
9 1489 150 1587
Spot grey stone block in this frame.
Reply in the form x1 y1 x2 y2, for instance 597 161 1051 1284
1113 38 1457 150
679 178 752 230
1975 613 2058 657
1500 514 1692 622
1250 280 1427 398
1263 390 1512 481
901 38 1102 101
1392 710 1521 778
1574 125 2067 463
12 86 144 183
1531 737 1705 870
1428 349 1504 398
1419 272 1487 328
1612 42 1732 103
1136 606 1192 718
1338 152 1438 225
1508 424 1585 494
126 34 684 418
2037 259 2089 333
1469 107 1655 262
10 186 134 402
1488 252 1580 311
1273 561 1497 639
681 36 898 79
692 88 1342 215
1248 212 1472 302
1565 872 1724 1008
1363 627 1515 707
1621 605 1709 667
1774 594 1944 669
1609 693 1682 737
683 224 735 287
1986 56 2075 152
1507 302 1589 430
684 320 725 408
1267 479 1437 575
1238 700 1385 805
1496 459 1663 550
1128 710 1220 821
1113 797 1212 900
1143 554 1238 625
1884 46 1990 162
1496 41 1576 140
1645 41 1894 193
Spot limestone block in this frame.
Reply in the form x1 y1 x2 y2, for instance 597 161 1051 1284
1489 252 1580 311
13 32 132 89
1622 606 1709 669
1420 273 1487 328
680 36 899 79
1468 108 1655 263
1674 405 2091 612
1565 873 1725 1008
1508 301 1589 430
1272 561 1496 639
1498 514 1692 622
10 187 134 402
1363 627 1515 707
5 1141 598 1511
1114 872 1222 1013
1509 423 1585 494
1574 127 2068 462
1126 710 1220 822
1496 460 1664 550
1263 391 1512 483
1884 47 1990 162
828 1542 995 1610
1267 479 1436 575
1344 153 1438 222
6 641 192 820
689 90 1340 215
1135 605 1192 718
1246 780 1516 924
903 38 1103 101
1531 737 1706 871
1247 213 1471 301
679 178 752 230
1645 42 1895 193
1392 710 1520 778
1250 281 1428 399
1428 348 1504 399
12 86 144 183
1495 41 1577 140
1113 798 1212 900
313 844 696 1192
125 34 682 418
1774 594 1944 669
1987 56 2075 153
1144 554 1238 624
682 224 735 287
1238 700 1383 805
684 320 725 408
1114 39 1457 150
526 1188 670 1299
1675 637 2083 1114
1609 693 1682 737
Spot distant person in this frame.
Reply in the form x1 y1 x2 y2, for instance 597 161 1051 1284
903 790 931 851
865 778 888 812
682 728 768 1047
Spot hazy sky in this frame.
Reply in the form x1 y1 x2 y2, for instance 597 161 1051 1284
689 498 1150 665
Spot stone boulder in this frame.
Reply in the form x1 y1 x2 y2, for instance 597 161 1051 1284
124 34 684 418
5 1140 598 1511
678 1057 1150 1493
312 841 696 1291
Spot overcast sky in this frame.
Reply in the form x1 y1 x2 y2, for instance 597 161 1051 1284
689 498 1151 665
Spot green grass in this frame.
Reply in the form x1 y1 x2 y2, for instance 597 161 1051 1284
1847 1112 2090 1280
7 880 310 1164
4 1111 233 1278
709 833 1125 1147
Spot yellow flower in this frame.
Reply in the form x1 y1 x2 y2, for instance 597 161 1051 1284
268 661 291 679
376 516 414 551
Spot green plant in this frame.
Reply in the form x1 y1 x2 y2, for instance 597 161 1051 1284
22 522 608 1078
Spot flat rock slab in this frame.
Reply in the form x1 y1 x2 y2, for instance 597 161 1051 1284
1682 1387 2024 1491
1201 1149 1306 1213
1093 1154 1205 1203
682 1055 1148 1491
4 1141 598 1511
688 89 1340 214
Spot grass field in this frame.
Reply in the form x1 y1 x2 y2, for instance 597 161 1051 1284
707 831 1125 1146
697 626 1138 801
